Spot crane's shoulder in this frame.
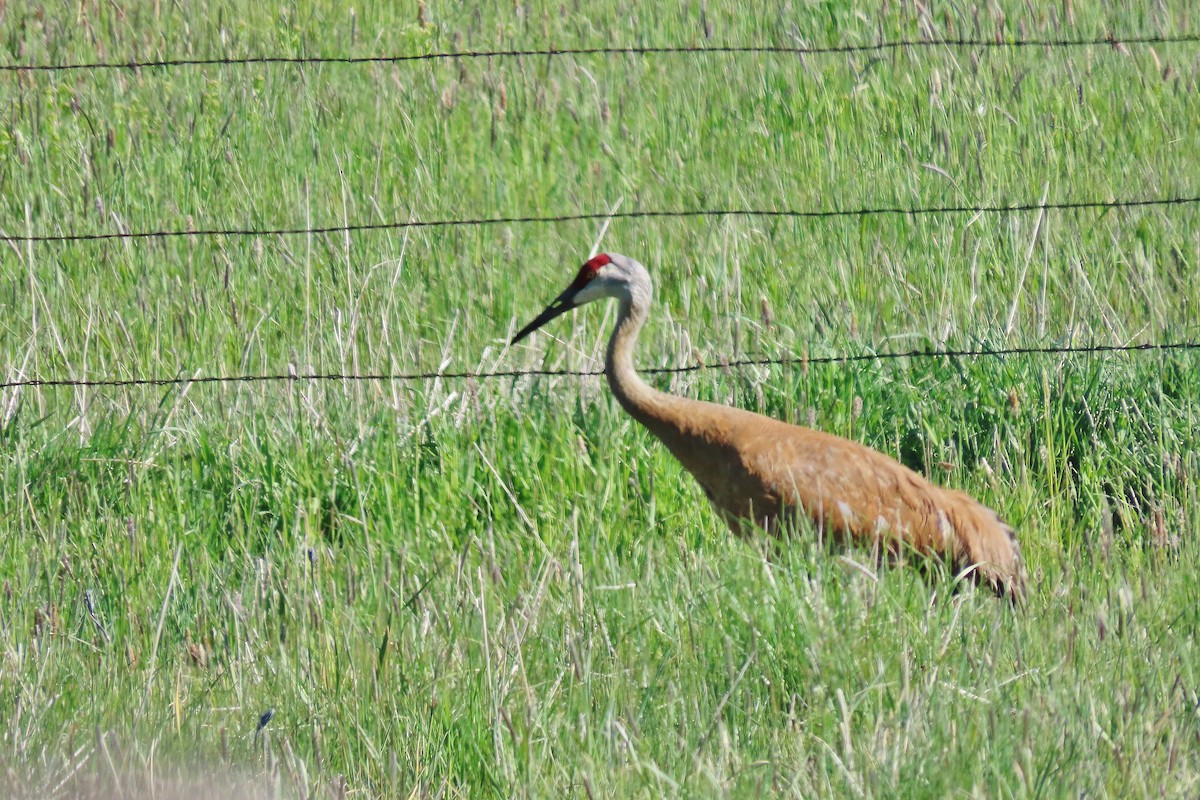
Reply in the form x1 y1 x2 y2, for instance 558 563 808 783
682 398 917 473
661 397 930 508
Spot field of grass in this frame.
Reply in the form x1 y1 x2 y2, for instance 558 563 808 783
2 2 1200 797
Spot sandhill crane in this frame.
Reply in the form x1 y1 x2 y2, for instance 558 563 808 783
511 253 1026 600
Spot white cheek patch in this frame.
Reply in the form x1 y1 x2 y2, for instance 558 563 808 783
574 280 604 304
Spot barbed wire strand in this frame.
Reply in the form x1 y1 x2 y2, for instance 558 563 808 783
5 194 1199 245
3 33 1199 73
3 341 1196 391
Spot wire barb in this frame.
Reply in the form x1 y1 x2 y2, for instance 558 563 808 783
2 341 1196 391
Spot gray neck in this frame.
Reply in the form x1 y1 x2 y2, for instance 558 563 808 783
604 295 674 431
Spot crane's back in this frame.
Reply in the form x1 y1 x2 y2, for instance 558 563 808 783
633 394 1025 598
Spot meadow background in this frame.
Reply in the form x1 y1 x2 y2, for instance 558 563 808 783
2 2 1200 797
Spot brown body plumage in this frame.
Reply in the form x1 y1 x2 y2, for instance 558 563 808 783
512 253 1026 599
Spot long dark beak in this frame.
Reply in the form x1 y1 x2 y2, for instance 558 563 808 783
510 286 579 345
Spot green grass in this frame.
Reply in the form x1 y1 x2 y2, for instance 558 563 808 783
2 2 1200 797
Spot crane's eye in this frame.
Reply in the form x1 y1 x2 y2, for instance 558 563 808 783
569 253 610 290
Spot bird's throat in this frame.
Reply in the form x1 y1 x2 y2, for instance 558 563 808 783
604 299 674 433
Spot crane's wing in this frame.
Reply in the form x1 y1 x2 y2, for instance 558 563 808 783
657 401 1025 599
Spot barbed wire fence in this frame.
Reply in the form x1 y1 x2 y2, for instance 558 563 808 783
2 342 1197 392
3 194 1198 244
3 30 1200 394
4 32 1198 73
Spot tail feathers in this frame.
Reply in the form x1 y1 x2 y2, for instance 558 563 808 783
939 488 1027 602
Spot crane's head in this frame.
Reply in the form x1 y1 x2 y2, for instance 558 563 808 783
511 253 645 344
